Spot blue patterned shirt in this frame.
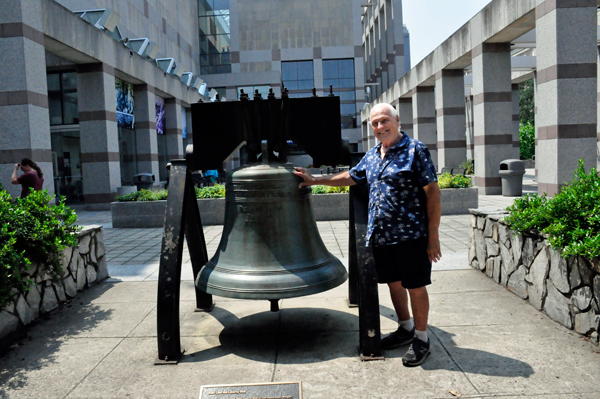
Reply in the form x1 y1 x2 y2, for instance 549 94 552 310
349 133 438 247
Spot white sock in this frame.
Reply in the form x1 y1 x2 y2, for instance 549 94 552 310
399 318 414 331
415 329 428 342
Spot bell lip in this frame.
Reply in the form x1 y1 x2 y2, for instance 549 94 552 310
196 271 348 300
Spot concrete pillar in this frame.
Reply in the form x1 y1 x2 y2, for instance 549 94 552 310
76 63 120 210
360 121 368 152
465 95 475 160
435 70 466 170
511 84 521 159
471 43 513 195
412 86 437 168
398 98 413 138
185 108 193 146
164 98 184 162
0 0 54 198
133 85 159 182
535 1 597 196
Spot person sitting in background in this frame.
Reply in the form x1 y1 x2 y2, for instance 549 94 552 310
11 158 44 198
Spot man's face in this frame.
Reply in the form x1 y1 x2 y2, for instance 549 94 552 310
370 106 400 145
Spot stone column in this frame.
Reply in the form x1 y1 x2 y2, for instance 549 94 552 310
76 63 120 210
471 43 513 195
511 84 521 159
536 1 597 196
412 86 437 168
0 0 54 198
435 70 466 170
164 98 184 162
465 95 475 160
133 85 159 182
185 108 193 146
398 97 413 138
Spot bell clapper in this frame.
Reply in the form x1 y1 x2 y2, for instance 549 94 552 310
270 299 280 312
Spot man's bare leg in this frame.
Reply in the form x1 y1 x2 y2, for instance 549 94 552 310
388 281 411 322
407 286 429 332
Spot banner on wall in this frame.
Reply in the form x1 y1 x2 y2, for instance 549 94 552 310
115 78 135 129
181 108 187 139
155 98 165 135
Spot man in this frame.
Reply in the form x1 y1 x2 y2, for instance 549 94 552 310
293 103 441 367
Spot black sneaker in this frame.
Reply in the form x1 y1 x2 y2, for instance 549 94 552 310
381 326 414 349
402 337 431 367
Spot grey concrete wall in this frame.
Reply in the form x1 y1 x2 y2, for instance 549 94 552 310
412 86 437 168
0 0 55 197
511 83 521 159
436 70 467 170
164 98 184 162
76 64 121 209
471 43 514 195
535 1 597 196
133 84 159 180
53 0 200 75
398 98 413 138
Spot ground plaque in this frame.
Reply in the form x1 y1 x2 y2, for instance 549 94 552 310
199 382 302 399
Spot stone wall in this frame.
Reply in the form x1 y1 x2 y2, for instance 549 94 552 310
469 209 600 346
0 226 108 344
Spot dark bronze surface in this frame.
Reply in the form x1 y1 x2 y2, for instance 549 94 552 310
195 161 348 300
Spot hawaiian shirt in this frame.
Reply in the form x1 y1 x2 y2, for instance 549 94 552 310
349 133 438 247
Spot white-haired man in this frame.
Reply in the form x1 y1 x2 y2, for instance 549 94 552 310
294 102 441 367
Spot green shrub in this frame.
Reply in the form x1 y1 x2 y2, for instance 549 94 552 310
115 191 141 201
520 122 535 160
136 189 168 201
504 160 600 258
459 159 474 175
195 184 226 198
0 190 80 308
438 173 472 189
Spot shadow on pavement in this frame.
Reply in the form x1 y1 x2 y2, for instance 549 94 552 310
0 285 115 397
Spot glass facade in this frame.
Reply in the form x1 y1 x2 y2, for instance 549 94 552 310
323 59 356 129
118 127 137 186
199 0 231 75
47 72 79 126
282 61 314 98
237 85 270 99
51 130 83 203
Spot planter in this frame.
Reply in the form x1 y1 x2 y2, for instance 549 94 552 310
441 187 478 215
111 188 476 228
468 208 600 346
0 226 108 345
112 194 350 228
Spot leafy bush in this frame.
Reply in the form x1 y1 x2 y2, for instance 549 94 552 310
115 191 140 201
520 122 535 160
195 184 226 198
438 173 472 189
0 190 80 308
137 189 168 201
311 185 350 194
459 159 474 175
504 160 600 258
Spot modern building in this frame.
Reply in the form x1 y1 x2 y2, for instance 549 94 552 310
363 0 599 196
1 0 410 209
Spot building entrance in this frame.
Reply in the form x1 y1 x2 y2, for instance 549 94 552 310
51 129 83 204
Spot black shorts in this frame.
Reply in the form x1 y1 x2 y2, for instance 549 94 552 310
371 237 432 288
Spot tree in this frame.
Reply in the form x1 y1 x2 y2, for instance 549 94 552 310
519 79 535 126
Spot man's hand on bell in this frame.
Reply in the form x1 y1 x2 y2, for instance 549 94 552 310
293 167 316 188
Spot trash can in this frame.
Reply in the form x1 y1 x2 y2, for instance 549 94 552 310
134 173 155 190
499 159 525 196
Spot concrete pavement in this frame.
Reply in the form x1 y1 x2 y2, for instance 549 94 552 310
2 174 599 398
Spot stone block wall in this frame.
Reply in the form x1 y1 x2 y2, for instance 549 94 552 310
0 226 107 344
468 209 600 346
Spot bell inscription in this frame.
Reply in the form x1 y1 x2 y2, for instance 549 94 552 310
199 382 302 399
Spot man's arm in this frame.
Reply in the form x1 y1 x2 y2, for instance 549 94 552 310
423 182 442 263
11 164 19 185
293 167 356 188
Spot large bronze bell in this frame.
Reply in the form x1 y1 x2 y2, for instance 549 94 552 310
195 161 348 301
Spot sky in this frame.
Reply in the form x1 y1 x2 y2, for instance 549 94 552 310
403 0 493 68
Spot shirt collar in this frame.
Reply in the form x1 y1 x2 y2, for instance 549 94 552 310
374 131 410 153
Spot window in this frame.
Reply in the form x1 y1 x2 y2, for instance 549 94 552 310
282 61 314 98
199 0 231 74
47 72 79 126
323 59 356 129
237 85 270 99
